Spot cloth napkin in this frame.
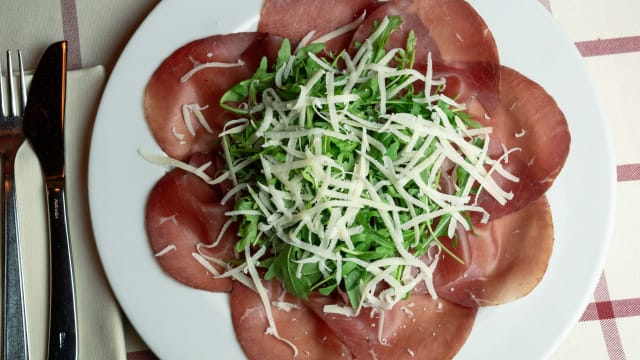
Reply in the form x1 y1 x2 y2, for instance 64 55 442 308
14 65 126 360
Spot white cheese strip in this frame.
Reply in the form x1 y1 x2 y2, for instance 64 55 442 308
311 10 367 45
180 59 244 82
154 245 176 257
242 246 299 357
138 149 214 184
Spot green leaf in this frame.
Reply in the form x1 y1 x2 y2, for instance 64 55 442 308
220 57 274 114
234 196 260 252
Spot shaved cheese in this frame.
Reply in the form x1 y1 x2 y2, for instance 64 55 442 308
158 214 178 225
311 10 367 45
307 52 337 73
181 103 212 136
191 252 222 276
322 304 357 317
225 209 263 217
272 300 302 312
138 149 215 184
154 245 176 257
270 287 303 312
170 127 186 142
180 59 244 82
296 31 317 51
201 219 235 253
218 117 250 137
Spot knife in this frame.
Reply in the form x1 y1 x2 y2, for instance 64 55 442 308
23 41 78 360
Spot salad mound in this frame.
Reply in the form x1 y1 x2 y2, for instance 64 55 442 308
142 0 570 358
214 16 516 313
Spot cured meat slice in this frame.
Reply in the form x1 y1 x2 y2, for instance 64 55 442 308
144 32 282 161
350 0 439 62
145 164 236 292
350 0 500 113
414 0 500 114
230 279 352 360
471 66 570 221
433 195 554 307
258 0 378 52
411 0 498 64
307 293 476 360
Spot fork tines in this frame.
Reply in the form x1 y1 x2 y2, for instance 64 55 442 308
0 48 29 360
0 50 27 117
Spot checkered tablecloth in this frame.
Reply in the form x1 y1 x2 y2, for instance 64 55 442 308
1 0 638 359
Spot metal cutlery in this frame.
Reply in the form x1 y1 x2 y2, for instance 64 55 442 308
0 49 29 360
23 41 78 360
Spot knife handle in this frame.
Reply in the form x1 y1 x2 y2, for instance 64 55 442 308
2 163 29 360
45 182 78 360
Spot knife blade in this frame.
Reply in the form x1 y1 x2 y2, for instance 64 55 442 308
23 41 78 360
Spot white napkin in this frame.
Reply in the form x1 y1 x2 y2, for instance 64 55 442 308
14 65 126 360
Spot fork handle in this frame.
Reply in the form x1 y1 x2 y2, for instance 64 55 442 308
2 163 29 360
45 181 77 360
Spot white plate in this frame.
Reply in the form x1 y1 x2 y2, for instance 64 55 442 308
88 0 615 359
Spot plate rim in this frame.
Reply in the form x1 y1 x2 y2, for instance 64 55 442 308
87 0 616 359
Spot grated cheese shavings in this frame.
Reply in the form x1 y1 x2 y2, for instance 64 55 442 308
180 59 244 82
154 245 176 257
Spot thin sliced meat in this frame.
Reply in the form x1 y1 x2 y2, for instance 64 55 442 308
307 292 476 360
144 32 282 161
470 66 570 221
414 0 500 113
411 0 498 64
230 279 352 360
350 0 500 113
258 0 378 53
145 163 236 292
433 195 554 308
350 0 439 63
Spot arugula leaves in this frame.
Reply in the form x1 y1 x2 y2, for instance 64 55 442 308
217 16 490 309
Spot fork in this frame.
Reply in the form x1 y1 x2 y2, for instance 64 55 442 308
0 50 29 360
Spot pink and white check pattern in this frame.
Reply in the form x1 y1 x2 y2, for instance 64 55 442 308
550 2 640 358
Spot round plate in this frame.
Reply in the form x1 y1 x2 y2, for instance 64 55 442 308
88 0 615 359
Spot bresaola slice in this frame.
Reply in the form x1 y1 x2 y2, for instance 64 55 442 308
144 32 282 161
349 0 501 114
230 280 352 360
470 66 571 221
433 196 554 307
307 292 477 360
350 0 441 62
146 165 236 292
412 0 501 115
